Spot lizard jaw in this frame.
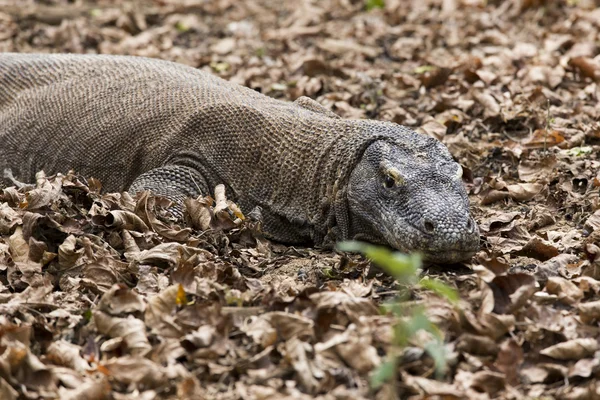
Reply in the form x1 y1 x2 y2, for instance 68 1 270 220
380 215 480 264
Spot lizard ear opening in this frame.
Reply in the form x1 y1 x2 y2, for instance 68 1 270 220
294 96 341 119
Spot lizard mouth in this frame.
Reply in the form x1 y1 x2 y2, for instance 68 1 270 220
381 219 479 264
421 248 478 264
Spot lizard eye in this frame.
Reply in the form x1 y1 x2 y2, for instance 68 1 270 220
383 174 396 189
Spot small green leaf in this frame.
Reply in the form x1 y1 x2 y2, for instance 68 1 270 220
175 21 190 32
83 309 93 322
337 241 420 281
321 267 336 279
414 65 436 74
365 0 385 11
210 61 230 73
380 300 403 316
370 357 396 388
337 240 453 385
566 146 593 157
405 310 432 337
424 340 448 378
419 277 459 305
255 47 266 57
225 289 243 307
271 83 287 91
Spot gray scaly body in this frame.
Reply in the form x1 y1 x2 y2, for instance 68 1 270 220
0 53 479 262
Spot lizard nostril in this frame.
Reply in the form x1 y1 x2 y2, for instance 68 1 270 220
466 218 472 230
423 220 435 233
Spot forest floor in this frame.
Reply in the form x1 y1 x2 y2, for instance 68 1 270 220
1 0 600 399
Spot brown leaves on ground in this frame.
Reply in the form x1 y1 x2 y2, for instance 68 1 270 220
0 172 389 398
2 0 600 398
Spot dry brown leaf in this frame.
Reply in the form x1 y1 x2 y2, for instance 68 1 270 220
487 273 536 314
177 377 203 400
58 379 111 400
506 183 544 202
282 337 322 394
0 377 18 400
144 285 183 337
545 277 583 305
535 254 579 283
242 315 278 348
102 210 149 232
184 196 213 231
8 226 29 263
469 370 506 397
569 56 599 81
521 366 551 384
0 203 21 234
473 91 500 118
456 333 499 356
495 339 523 386
517 237 559 261
24 172 66 210
540 338 598 360
575 276 600 294
98 284 146 314
522 129 565 149
402 371 464 397
0 339 56 391
418 118 447 140
334 325 380 373
518 155 557 183
476 255 510 275
180 325 217 350
94 311 151 355
569 358 599 379
478 211 521 233
46 340 90 372
211 37 235 55
58 235 82 269
310 291 379 322
82 257 126 293
131 242 183 268
578 300 600 324
462 309 515 340
419 66 452 89
102 356 168 388
135 191 191 241
264 312 314 341
585 210 600 232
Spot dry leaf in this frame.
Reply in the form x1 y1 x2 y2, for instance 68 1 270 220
540 338 598 360
569 57 599 81
94 311 151 355
545 277 583 305
506 183 544 202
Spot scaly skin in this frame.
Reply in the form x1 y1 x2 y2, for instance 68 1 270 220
0 53 479 262
347 140 479 263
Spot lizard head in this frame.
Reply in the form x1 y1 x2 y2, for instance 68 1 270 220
346 128 479 263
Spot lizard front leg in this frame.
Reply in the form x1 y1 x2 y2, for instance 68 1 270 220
128 165 208 217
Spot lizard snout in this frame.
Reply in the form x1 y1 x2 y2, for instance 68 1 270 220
417 209 476 236
413 213 479 261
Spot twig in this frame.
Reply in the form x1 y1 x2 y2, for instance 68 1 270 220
544 98 550 154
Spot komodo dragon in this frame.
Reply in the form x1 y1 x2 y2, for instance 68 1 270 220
0 53 479 263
